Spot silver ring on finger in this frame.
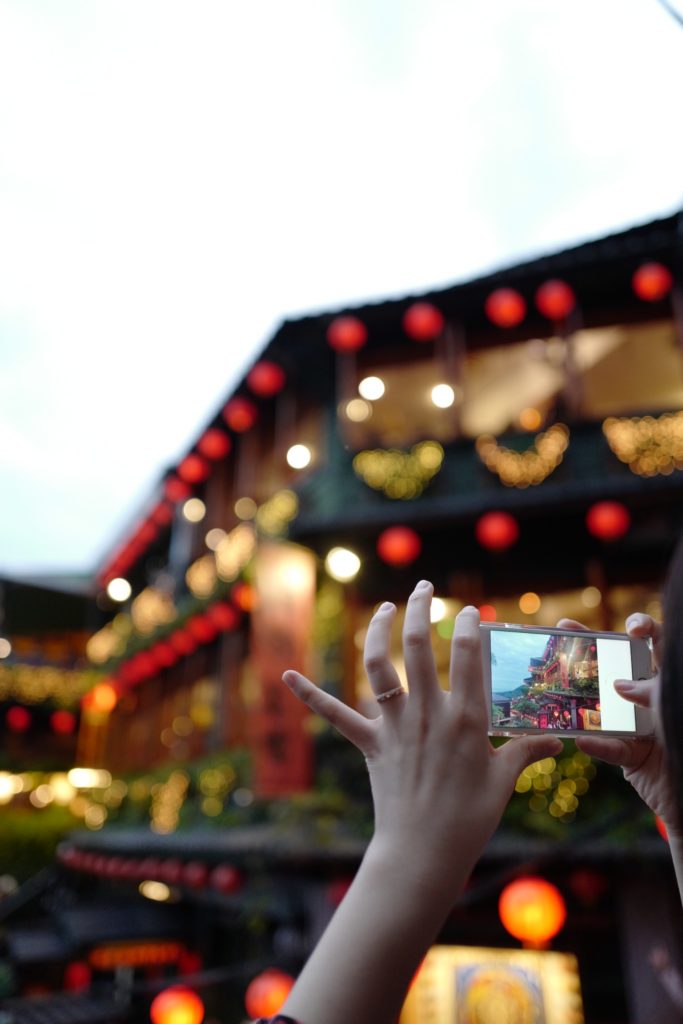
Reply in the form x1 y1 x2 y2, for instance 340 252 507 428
376 685 407 704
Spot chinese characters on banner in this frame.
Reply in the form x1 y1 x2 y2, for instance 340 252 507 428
250 541 316 796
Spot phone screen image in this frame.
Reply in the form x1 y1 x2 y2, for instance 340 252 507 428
489 628 637 734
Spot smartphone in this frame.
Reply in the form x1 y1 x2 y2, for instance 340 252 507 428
480 622 654 738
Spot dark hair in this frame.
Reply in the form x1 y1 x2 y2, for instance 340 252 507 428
661 534 683 823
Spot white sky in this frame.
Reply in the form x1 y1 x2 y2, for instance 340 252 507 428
1 0 681 577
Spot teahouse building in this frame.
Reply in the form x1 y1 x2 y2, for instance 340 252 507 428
3 210 683 1023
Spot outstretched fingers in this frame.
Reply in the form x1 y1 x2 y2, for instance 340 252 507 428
283 671 376 753
448 605 487 730
401 581 441 702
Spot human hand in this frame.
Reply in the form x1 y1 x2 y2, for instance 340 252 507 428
557 613 682 839
284 581 563 898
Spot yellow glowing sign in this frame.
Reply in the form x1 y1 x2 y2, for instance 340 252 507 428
400 945 583 1024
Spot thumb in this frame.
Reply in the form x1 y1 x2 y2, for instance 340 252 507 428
614 677 653 708
498 734 564 779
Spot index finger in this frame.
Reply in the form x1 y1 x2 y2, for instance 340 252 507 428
449 605 487 728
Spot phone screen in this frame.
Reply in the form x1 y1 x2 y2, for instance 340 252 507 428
488 628 638 733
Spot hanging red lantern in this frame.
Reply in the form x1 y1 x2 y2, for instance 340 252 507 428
479 604 497 622
64 961 92 992
137 520 158 546
210 863 243 893
326 315 368 352
206 601 241 631
586 501 630 541
51 709 77 735
376 526 422 566
150 641 179 670
164 476 192 503
187 614 218 645
151 502 174 527
244 968 295 1020
498 876 566 945
475 511 519 551
182 861 209 889
88 682 118 713
197 428 232 461
223 396 258 432
247 360 286 397
169 629 198 657
632 262 673 302
138 857 163 880
159 858 184 885
150 985 205 1024
178 949 203 975
6 706 31 733
485 288 526 328
403 302 445 342
535 279 576 321
178 454 211 485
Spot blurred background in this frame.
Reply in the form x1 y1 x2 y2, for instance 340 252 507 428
0 2 682 1023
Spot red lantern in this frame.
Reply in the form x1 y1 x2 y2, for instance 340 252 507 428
247 360 286 397
206 601 240 631
479 604 497 622
535 279 576 321
244 969 295 1020
376 526 422 567
585 501 630 541
485 288 526 328
178 454 210 485
6 706 31 733
223 396 258 433
138 857 163 880
137 520 158 546
169 629 198 657
498 876 566 945
326 315 368 352
182 861 209 889
164 476 192 503
159 858 184 885
197 428 232 461
632 262 672 302
568 867 607 907
64 961 92 992
151 502 174 527
187 614 218 645
178 949 203 975
403 302 445 342
475 511 519 551
210 863 243 893
150 985 205 1024
150 641 179 670
51 709 77 735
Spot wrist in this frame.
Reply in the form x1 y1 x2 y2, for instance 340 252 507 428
364 832 472 906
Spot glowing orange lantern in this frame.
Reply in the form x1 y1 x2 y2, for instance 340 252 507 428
6 706 31 733
585 500 630 541
88 682 118 714
403 301 445 342
232 582 257 612
535 279 576 321
326 315 368 352
498 876 566 945
164 476 192 503
632 262 672 302
223 396 258 432
244 968 295 1020
485 288 526 328
197 428 232 460
475 510 519 551
376 526 422 566
51 709 77 735
178 454 210 485
247 360 286 397
150 985 205 1024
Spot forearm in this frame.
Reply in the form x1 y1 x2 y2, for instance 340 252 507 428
281 836 471 1024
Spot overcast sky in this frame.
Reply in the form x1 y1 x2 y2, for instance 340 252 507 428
1 0 681 579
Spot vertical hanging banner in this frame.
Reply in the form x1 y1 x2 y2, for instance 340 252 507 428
250 541 316 796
